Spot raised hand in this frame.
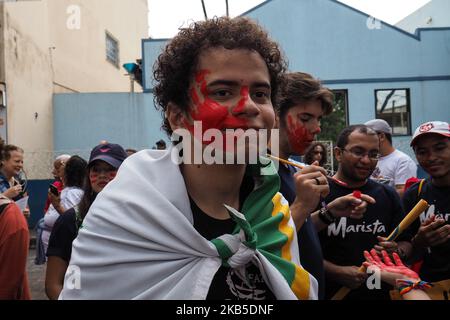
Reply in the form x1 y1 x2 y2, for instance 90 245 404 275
3 184 22 199
374 236 398 256
413 214 450 248
292 161 329 213
327 192 375 220
335 265 367 289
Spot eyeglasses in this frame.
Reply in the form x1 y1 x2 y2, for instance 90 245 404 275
340 148 380 161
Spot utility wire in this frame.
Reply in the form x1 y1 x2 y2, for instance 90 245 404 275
201 0 208 20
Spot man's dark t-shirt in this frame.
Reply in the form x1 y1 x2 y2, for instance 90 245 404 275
319 178 405 300
278 163 325 299
191 176 275 300
402 179 450 282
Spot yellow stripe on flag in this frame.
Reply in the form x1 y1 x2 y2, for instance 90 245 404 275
272 193 311 300
272 193 293 261
291 264 311 300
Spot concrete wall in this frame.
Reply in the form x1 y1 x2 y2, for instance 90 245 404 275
47 0 148 93
142 0 450 159
2 0 55 179
30 91 164 227
0 3 5 83
1 0 148 179
53 92 166 155
0 3 6 140
396 0 450 34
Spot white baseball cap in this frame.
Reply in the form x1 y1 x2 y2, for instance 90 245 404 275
410 121 450 146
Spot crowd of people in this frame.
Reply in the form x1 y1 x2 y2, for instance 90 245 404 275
0 16 448 301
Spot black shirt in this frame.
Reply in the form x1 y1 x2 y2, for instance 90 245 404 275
278 163 325 299
319 178 405 300
402 179 450 282
46 208 78 262
190 175 275 300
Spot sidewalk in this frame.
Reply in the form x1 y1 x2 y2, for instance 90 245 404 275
28 229 48 300
29 228 36 250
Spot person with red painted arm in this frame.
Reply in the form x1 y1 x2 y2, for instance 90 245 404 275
363 249 431 300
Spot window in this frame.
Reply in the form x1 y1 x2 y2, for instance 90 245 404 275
375 89 411 135
105 32 119 67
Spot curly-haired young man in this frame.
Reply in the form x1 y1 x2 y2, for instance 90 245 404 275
60 17 318 300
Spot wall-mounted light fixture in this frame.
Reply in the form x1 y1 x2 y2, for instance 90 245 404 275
0 83 6 108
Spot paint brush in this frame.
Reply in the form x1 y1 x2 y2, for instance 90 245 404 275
266 154 348 186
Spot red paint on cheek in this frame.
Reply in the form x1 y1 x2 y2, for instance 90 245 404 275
195 69 209 84
188 70 228 134
89 172 98 184
187 70 248 148
191 87 200 107
108 172 117 180
287 114 314 154
232 86 249 114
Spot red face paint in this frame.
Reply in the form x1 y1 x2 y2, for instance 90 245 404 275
286 114 315 155
186 70 250 149
89 169 117 192
232 86 249 114
89 172 98 185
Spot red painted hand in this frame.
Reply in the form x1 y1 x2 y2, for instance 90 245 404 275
363 249 419 286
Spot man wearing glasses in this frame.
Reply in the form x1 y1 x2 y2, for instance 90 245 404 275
317 125 409 300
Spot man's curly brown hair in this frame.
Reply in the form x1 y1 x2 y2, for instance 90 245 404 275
153 16 287 135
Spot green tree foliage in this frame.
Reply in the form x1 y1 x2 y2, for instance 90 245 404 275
317 91 347 142
316 91 348 173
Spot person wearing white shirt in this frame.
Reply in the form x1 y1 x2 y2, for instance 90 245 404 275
42 156 87 253
365 119 417 197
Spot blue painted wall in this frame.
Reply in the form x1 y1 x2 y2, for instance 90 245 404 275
27 179 53 228
243 0 450 79
54 0 448 164
53 92 167 153
141 0 450 159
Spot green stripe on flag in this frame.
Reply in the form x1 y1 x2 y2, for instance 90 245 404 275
210 157 307 296
210 238 233 267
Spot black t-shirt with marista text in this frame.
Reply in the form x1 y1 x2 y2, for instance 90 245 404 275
318 178 405 300
402 179 450 282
